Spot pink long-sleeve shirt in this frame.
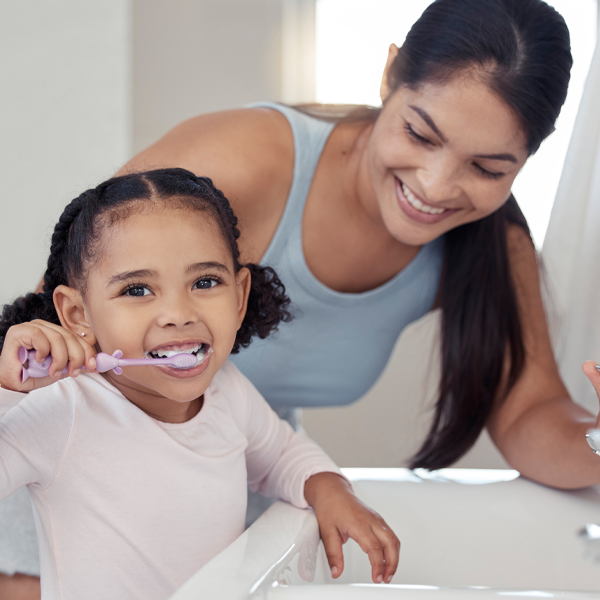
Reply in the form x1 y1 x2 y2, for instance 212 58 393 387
0 361 341 599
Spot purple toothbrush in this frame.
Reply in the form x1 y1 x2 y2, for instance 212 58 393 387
19 347 199 383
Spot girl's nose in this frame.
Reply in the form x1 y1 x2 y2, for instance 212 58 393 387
157 295 198 328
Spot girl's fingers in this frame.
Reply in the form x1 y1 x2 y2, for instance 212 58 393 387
372 523 400 583
320 527 345 579
30 320 97 375
354 528 386 583
37 326 72 376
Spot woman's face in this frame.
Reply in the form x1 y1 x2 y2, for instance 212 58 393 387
367 74 530 246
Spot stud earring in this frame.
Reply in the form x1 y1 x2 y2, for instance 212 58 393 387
81 332 86 337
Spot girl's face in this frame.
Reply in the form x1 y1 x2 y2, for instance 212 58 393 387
77 206 249 421
366 74 530 246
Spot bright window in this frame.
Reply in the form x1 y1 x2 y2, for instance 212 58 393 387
316 0 598 247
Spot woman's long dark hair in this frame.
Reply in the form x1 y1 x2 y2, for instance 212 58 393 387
0 169 292 355
397 0 572 468
300 0 572 468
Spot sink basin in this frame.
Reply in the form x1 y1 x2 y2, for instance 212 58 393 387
170 469 600 599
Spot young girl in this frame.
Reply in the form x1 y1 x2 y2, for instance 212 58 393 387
0 169 399 599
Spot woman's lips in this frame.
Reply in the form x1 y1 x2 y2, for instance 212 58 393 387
395 178 458 225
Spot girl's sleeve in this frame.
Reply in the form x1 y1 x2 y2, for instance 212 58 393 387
0 383 74 500
232 366 345 509
0 386 27 419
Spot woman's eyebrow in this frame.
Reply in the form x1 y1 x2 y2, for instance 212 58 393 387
409 105 518 163
473 152 518 163
107 269 156 287
186 261 230 275
410 105 447 142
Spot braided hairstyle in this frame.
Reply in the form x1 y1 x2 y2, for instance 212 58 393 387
0 168 291 354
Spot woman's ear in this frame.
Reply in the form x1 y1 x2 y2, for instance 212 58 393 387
53 285 97 345
380 43 400 103
236 268 251 329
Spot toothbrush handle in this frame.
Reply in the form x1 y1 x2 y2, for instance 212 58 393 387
117 357 175 367
19 348 123 382
19 348 187 382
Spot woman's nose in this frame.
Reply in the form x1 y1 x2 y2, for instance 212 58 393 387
417 156 462 204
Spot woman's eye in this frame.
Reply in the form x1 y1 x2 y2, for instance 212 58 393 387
404 123 432 145
124 285 151 297
194 277 219 290
473 163 504 180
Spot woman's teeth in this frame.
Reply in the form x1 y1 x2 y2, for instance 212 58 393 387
401 183 446 215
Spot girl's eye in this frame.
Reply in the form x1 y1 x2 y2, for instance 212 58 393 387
193 277 220 290
473 163 505 180
404 123 432 145
124 285 151 297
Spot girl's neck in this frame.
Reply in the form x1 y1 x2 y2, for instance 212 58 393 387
102 372 204 423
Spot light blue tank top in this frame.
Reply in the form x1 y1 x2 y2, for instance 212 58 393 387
231 103 444 408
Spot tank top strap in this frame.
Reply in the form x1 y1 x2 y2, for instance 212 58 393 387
245 102 335 261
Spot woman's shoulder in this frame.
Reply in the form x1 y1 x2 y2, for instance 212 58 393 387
119 106 296 262
120 106 294 201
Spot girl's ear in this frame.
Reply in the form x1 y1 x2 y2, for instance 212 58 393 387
236 268 251 329
380 43 399 103
53 285 97 345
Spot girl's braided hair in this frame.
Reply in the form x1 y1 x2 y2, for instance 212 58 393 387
0 168 292 354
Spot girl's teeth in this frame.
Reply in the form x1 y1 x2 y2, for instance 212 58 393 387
401 183 446 215
145 345 204 360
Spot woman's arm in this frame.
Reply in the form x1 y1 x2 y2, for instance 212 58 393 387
487 225 600 488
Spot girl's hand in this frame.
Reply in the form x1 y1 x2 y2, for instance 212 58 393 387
0 320 97 392
304 472 400 584
582 361 600 428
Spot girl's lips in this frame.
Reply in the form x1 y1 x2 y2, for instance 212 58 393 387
395 178 458 225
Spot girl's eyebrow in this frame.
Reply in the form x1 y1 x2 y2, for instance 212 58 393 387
187 261 230 275
107 269 156 288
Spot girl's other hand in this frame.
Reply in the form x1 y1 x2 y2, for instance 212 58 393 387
304 472 400 584
0 320 97 392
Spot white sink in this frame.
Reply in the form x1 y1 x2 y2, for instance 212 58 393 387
170 469 600 599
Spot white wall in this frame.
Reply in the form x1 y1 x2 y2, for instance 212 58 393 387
0 0 132 307
132 0 284 153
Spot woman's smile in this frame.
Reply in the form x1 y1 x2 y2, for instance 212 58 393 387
395 177 459 224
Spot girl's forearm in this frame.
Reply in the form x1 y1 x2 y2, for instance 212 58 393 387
492 397 600 489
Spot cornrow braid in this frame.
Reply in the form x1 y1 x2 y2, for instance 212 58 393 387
0 168 292 354
0 193 89 349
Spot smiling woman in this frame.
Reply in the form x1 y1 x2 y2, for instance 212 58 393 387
110 0 600 483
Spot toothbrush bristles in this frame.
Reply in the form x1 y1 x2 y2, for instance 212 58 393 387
170 353 199 368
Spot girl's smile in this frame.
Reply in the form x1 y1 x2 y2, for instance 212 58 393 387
76 205 250 423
